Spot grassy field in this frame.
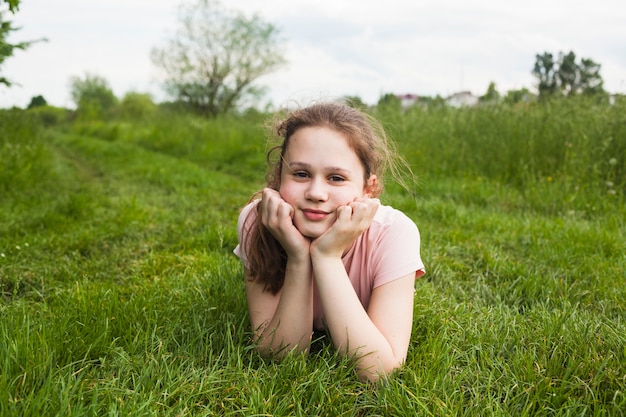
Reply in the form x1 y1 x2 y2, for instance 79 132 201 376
1 99 625 416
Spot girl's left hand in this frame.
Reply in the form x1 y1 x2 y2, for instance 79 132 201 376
311 197 379 258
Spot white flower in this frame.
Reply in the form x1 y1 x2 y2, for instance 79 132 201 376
609 158 617 166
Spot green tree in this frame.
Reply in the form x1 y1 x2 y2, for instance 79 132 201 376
343 95 367 110
151 0 286 118
532 51 604 98
503 87 534 105
68 73 118 119
1 0 20 12
1 1 43 87
480 81 500 103
27 94 46 108
119 91 157 119
376 93 402 112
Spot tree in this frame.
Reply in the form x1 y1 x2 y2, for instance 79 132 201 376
343 95 367 110
532 51 604 98
1 1 43 87
480 81 500 103
119 91 157 119
1 0 20 12
27 94 46 108
376 93 402 112
503 87 534 105
68 73 117 118
151 0 286 117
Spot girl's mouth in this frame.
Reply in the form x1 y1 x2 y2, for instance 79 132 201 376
302 209 329 221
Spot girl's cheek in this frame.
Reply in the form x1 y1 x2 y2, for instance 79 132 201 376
279 183 296 202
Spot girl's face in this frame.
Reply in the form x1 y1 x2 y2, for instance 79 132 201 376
279 126 376 239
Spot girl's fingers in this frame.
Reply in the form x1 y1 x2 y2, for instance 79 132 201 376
277 199 294 220
336 205 352 221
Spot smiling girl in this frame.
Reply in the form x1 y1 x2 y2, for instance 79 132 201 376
234 102 425 382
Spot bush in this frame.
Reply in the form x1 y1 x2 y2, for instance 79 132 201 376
119 92 157 120
26 105 69 126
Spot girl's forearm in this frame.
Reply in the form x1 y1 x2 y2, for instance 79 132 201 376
254 257 314 356
311 256 401 381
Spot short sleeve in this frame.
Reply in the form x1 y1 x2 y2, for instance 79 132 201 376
371 209 425 288
233 200 259 269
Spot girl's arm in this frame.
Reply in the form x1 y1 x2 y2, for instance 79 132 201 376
312 257 415 382
245 188 314 356
311 199 415 381
245 257 314 356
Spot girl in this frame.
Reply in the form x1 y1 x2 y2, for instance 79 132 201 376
234 102 425 382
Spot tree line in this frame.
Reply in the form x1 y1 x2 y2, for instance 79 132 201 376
1 0 613 118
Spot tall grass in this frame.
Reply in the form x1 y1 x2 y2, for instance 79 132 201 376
376 97 625 214
1 101 624 416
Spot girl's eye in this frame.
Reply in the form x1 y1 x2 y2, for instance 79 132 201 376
294 171 309 178
329 175 345 182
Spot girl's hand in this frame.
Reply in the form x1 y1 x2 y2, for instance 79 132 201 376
259 188 310 259
311 197 379 258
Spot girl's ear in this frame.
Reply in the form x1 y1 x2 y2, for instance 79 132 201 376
365 175 379 197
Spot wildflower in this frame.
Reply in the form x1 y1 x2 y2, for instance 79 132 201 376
547 176 553 182
606 181 614 188
15 245 21 250
609 158 617 166
608 189 616 195
0 253 5 258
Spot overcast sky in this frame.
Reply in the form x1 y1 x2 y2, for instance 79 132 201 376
1 0 625 109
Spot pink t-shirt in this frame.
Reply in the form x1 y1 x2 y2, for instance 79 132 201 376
233 200 425 328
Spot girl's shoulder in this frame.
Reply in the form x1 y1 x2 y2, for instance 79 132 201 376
237 199 260 233
371 202 418 231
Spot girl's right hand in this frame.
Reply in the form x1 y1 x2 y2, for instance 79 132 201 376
260 188 310 259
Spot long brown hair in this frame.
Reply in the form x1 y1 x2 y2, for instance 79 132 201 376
243 102 410 294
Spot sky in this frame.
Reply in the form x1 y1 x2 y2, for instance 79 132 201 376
1 0 625 109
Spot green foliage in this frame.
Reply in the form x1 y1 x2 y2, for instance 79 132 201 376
376 96 626 213
533 51 605 98
0 109 54 197
1 104 624 415
503 87 534 105
377 92 402 112
26 104 69 126
68 73 118 119
342 95 367 110
479 81 500 103
151 0 286 118
26 94 47 109
0 6 39 87
119 91 157 120
1 0 20 12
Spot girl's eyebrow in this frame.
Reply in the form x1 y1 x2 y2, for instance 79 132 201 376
287 161 352 175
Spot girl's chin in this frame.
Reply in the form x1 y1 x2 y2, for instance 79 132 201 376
294 223 328 239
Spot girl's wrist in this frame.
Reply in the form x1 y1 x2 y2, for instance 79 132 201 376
310 247 343 262
286 252 311 266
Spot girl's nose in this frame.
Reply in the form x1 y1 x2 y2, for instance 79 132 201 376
304 178 328 201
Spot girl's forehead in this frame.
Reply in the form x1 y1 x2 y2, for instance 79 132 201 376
283 128 367 176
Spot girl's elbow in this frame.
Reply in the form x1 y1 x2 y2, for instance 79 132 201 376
357 356 405 383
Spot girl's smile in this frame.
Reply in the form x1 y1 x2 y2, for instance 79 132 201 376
302 208 330 221
279 125 376 239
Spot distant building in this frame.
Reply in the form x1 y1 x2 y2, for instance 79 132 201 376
446 91 479 107
608 94 624 106
395 93 420 109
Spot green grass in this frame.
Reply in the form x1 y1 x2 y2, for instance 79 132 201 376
1 103 624 416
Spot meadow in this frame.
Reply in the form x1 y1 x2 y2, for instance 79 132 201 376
1 98 625 416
